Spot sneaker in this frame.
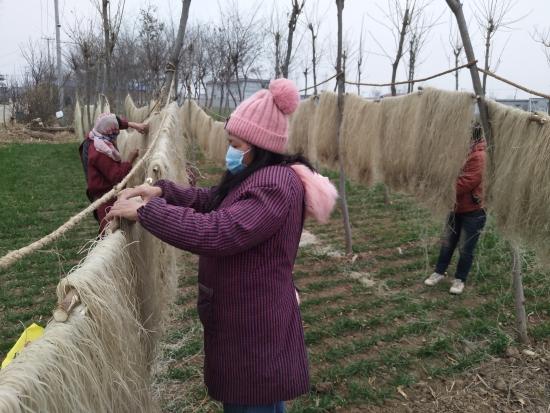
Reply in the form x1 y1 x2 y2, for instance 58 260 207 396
449 279 465 295
424 272 445 286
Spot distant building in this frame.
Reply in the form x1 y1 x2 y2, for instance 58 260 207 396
496 97 548 113
0 74 7 104
528 97 549 113
0 103 12 125
199 78 270 110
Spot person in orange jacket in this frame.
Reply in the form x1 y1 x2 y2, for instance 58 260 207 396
424 123 487 294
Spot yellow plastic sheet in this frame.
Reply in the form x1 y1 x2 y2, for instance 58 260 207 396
1 323 44 369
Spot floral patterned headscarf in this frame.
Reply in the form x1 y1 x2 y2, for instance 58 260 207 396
88 113 121 161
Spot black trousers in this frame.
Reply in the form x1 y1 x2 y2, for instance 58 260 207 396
435 209 487 282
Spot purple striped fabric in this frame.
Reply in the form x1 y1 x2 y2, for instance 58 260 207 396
138 165 310 404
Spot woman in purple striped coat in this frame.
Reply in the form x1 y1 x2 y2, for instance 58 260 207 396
107 78 338 413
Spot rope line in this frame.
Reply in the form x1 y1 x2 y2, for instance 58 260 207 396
477 67 550 101
298 61 476 94
299 73 340 93
345 61 477 88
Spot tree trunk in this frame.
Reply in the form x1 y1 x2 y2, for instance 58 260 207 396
446 0 492 146
54 0 63 115
101 0 114 112
482 26 492 95
357 60 361 95
227 82 238 107
454 51 460 90
282 0 304 78
79 96 85 139
95 62 103 110
85 58 92 130
201 78 208 106
275 32 281 78
357 17 365 97
186 79 192 100
309 26 318 95
335 0 353 255
218 83 224 112
303 68 308 97
242 73 249 99
407 46 414 93
386 7 410 202
224 85 230 111
234 64 243 102
512 244 529 344
208 81 217 108
174 66 179 102
160 0 192 105
408 55 416 93
391 7 410 96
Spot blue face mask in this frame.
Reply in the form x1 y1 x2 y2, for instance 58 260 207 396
225 146 250 174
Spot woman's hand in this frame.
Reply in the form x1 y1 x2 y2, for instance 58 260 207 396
129 122 149 134
106 198 144 222
118 183 162 202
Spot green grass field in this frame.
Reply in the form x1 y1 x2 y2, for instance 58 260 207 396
1 142 549 411
0 142 97 356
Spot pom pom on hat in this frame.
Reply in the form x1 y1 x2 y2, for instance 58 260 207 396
269 78 300 115
225 77 300 154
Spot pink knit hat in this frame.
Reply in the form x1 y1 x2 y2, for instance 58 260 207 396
225 78 300 154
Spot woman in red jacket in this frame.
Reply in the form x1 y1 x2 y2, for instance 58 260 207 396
79 113 148 233
425 123 487 294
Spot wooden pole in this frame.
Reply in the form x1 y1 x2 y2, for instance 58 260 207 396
447 0 529 345
511 243 529 344
159 0 192 105
335 0 353 255
445 0 492 146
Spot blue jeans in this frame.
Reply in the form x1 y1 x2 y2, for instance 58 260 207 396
435 210 486 282
223 401 285 413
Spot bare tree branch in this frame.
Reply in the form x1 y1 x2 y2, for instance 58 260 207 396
281 0 306 78
532 26 550 69
472 0 527 93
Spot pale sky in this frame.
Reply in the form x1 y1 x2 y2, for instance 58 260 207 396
1 0 549 99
